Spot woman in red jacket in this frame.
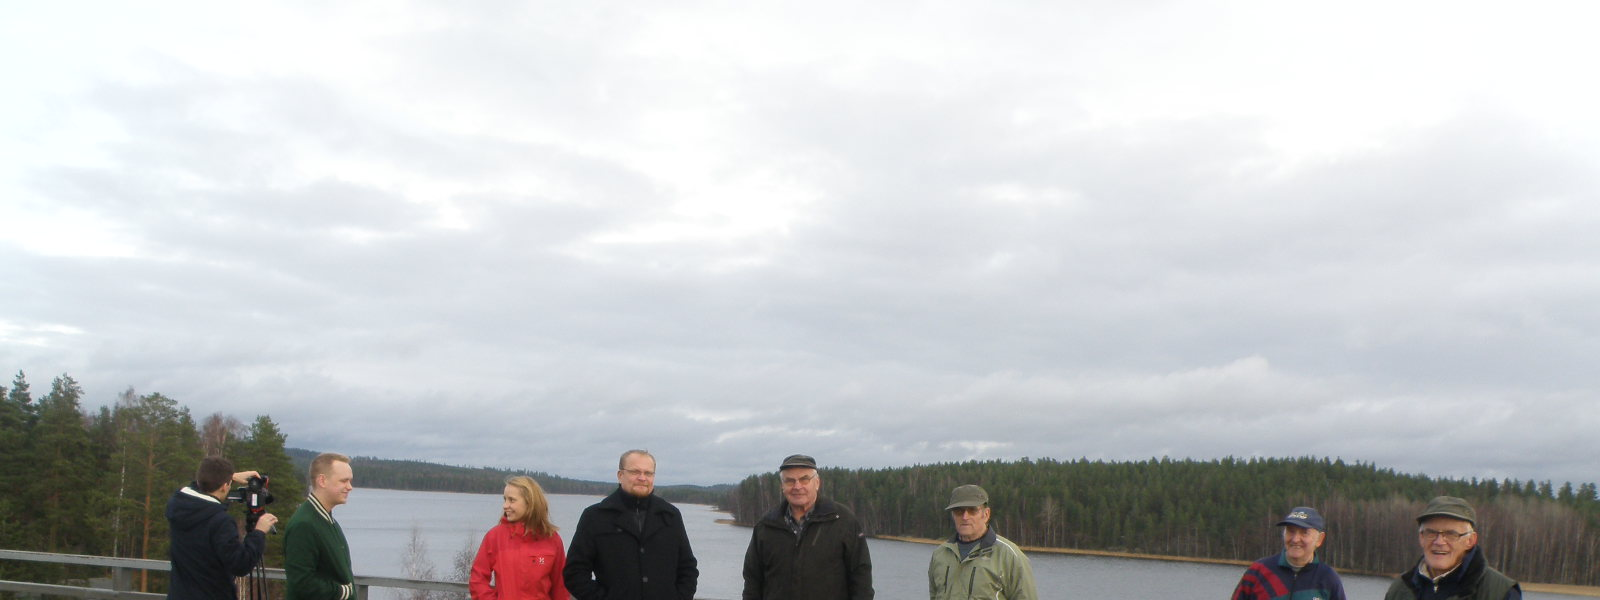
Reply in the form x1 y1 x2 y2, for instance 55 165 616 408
470 475 569 600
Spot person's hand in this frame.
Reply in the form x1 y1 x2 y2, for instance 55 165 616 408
254 513 278 533
233 470 262 484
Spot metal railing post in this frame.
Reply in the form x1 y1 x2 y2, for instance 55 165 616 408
112 565 133 592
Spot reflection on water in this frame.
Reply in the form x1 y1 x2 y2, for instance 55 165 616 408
335 488 1580 600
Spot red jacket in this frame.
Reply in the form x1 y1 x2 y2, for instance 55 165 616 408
470 519 570 600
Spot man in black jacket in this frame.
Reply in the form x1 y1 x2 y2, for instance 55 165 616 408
742 454 873 600
166 456 277 600
564 449 699 600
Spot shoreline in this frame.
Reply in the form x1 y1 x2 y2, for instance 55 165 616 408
715 520 1600 597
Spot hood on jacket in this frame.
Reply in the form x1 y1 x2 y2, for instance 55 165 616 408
167 485 228 533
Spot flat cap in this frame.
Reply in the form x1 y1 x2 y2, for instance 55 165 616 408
1417 496 1477 526
779 454 817 470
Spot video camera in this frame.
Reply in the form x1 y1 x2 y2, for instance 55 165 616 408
227 474 275 531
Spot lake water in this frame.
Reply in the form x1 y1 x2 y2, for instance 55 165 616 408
335 488 1579 600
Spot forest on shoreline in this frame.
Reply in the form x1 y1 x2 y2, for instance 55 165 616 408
727 456 1600 586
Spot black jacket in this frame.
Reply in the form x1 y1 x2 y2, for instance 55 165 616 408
1385 546 1521 600
563 487 698 600
166 484 266 600
741 496 873 600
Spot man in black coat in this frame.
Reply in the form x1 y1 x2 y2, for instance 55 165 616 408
166 456 278 600
564 449 699 600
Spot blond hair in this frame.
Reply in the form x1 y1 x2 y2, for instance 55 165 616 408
504 475 558 538
308 452 350 487
618 449 655 470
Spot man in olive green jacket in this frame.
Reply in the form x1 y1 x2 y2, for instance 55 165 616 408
928 485 1037 600
286 452 357 600
1384 496 1520 600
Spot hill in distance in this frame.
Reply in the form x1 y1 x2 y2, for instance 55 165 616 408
285 447 732 506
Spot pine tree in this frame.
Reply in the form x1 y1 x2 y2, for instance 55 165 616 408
104 390 202 591
232 415 304 567
31 375 98 554
0 371 34 491
0 371 39 583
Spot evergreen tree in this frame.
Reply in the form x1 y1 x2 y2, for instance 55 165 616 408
232 415 304 567
0 371 34 491
30 375 98 555
0 371 38 583
104 390 202 591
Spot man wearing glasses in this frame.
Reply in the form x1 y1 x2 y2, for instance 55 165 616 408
1230 506 1346 600
565 449 699 600
929 484 1037 600
742 454 873 600
1384 496 1521 600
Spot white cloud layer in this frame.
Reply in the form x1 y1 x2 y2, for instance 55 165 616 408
3 1 1598 486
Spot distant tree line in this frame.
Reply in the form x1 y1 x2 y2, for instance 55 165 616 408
0 370 302 594
726 456 1600 586
287 448 732 506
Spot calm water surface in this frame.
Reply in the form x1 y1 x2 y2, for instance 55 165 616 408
335 488 1578 600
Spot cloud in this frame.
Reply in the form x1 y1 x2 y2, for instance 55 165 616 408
2 2 1598 487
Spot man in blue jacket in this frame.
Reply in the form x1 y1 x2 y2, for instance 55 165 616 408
166 456 278 600
1231 506 1347 600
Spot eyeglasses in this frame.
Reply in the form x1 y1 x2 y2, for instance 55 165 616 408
1419 528 1474 542
621 468 655 479
781 474 816 487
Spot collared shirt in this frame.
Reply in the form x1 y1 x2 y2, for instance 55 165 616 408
783 506 811 537
1421 559 1462 584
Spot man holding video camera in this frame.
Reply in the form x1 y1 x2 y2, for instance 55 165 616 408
166 456 278 600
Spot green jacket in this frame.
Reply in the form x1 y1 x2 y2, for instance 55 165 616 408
1384 547 1520 600
928 528 1037 600
285 494 356 600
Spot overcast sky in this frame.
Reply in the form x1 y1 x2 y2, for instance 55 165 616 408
3 2 1597 487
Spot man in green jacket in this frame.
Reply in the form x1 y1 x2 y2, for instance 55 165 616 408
286 452 357 600
1384 496 1520 600
928 484 1037 600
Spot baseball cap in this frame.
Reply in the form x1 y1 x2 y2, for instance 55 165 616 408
1276 506 1326 531
945 484 990 510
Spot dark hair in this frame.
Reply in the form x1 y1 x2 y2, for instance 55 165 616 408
197 456 235 493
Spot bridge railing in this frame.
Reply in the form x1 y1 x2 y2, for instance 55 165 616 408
0 549 466 600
